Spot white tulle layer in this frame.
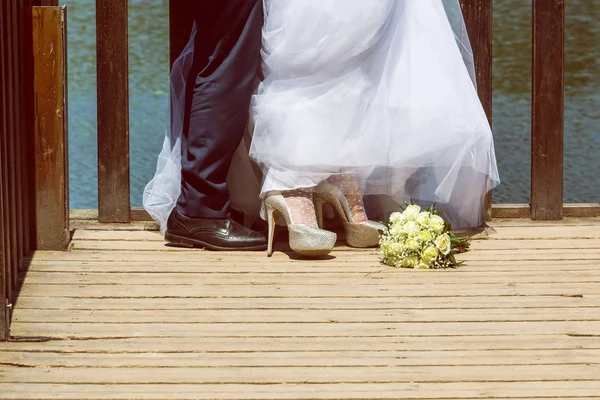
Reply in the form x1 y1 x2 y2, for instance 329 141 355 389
144 0 500 233
250 0 499 226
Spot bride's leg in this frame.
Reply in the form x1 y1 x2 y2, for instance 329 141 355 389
327 173 368 223
279 189 319 227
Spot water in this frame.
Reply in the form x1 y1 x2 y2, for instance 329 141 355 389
62 0 599 209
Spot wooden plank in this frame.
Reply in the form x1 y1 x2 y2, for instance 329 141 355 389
29 6 69 250
54 244 600 262
5 0 20 301
0 190 7 340
8 0 24 287
0 0 6 341
66 220 600 240
11 308 600 324
12 295 600 311
96 0 130 223
3 334 600 353
3 335 600 354
1 382 600 400
491 204 530 219
15 271 600 286
531 0 565 220
12 283 600 300
70 233 600 251
488 224 600 239
3 348 600 368
9 310 600 338
69 229 600 248
564 203 600 218
1 364 599 384
23 256 600 271
17 0 32 259
0 0 14 342
0 0 16 339
24 250 600 265
0 170 7 340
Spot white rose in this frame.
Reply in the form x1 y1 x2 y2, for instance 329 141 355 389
430 215 446 234
402 204 421 219
434 233 452 255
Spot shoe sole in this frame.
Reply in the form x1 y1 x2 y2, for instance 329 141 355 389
165 232 267 251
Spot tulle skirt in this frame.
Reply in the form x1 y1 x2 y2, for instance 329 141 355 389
250 0 499 226
144 0 500 233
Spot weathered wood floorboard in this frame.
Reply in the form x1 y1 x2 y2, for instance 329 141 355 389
1 220 599 399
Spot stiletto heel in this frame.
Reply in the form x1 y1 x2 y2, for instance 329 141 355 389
265 202 277 257
316 180 384 248
314 195 326 229
263 192 337 257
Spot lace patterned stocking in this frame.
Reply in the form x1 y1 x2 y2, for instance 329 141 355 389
282 189 318 226
328 174 368 223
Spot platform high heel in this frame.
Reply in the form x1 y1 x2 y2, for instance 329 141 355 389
263 190 337 257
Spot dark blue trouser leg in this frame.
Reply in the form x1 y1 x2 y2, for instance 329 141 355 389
177 0 263 219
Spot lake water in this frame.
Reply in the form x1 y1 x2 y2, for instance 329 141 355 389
62 0 599 208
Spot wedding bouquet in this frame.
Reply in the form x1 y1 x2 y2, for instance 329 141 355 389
379 202 470 269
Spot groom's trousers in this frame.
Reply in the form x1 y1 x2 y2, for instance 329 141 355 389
176 0 263 219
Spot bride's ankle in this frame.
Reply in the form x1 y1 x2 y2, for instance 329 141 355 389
281 189 318 227
327 174 368 223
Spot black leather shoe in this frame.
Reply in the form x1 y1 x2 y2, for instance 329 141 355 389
165 209 267 251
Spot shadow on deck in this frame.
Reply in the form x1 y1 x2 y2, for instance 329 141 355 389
1 219 600 399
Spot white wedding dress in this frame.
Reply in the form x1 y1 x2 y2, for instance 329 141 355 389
144 0 500 233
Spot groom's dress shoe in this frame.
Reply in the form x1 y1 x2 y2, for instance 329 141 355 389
165 209 267 251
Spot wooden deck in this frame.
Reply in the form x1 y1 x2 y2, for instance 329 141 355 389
1 219 600 399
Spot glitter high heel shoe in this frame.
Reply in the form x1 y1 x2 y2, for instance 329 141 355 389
314 178 383 248
263 190 337 257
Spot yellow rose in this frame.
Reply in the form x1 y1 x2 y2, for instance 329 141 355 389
416 261 430 269
402 204 421 219
390 242 404 255
390 223 406 237
421 246 439 264
435 233 452 255
389 212 403 224
418 230 432 243
401 256 419 268
430 215 446 234
416 211 431 226
402 221 418 235
406 239 421 252
379 241 390 254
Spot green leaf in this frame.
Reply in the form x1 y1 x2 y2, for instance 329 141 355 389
449 253 457 265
